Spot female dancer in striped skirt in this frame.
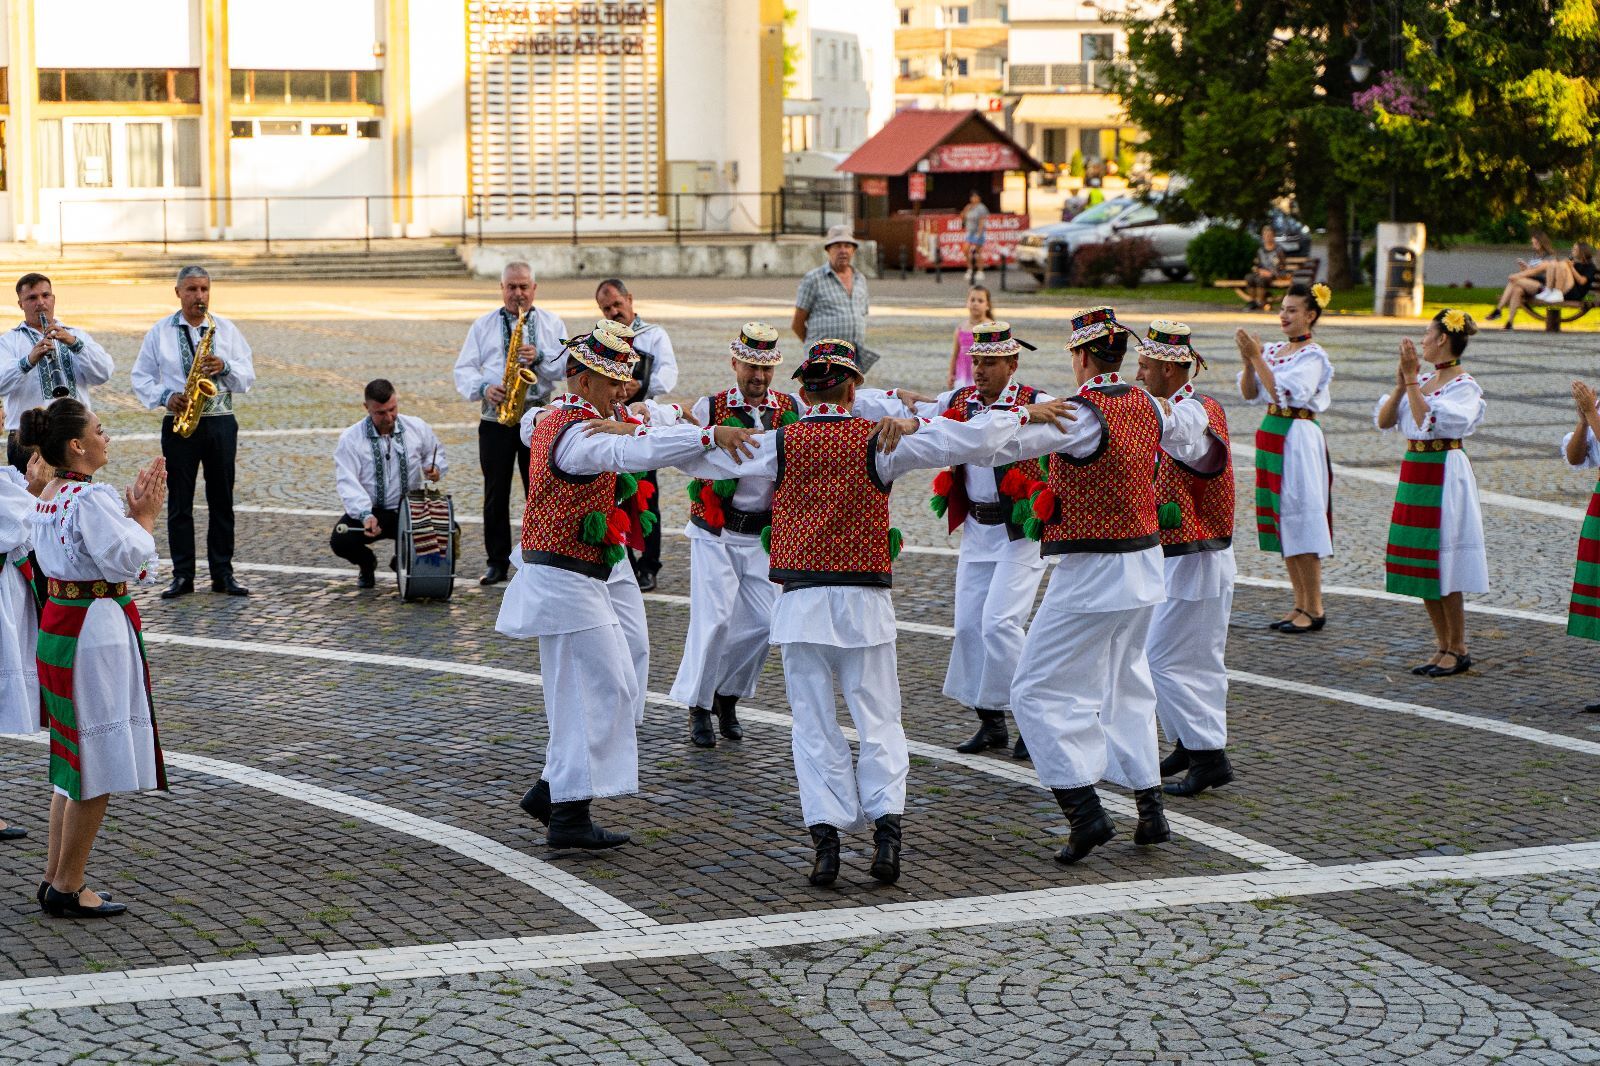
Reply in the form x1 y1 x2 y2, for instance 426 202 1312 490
21 398 166 918
1563 376 1600 712
1374 310 1487 677
1237 282 1335 633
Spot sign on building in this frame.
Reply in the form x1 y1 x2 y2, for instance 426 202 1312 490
467 1 662 223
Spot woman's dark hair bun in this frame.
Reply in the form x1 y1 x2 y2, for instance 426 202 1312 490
16 406 50 450
18 397 90 467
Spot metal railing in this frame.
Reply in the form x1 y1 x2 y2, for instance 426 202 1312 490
1005 60 1127 93
53 190 863 254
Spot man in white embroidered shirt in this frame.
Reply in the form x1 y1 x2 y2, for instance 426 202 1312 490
0 272 114 472
331 379 448 588
130 265 257 599
453 260 568 586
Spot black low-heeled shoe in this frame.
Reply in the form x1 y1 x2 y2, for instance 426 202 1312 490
36 881 47 910
42 885 127 919
1411 650 1446 676
1425 652 1472 678
1584 702 1600 714
1277 609 1325 634
0 825 26 841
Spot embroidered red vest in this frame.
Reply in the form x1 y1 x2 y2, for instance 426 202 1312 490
1156 393 1235 556
689 390 799 535
1040 384 1162 555
934 384 1038 537
769 417 893 588
520 406 619 579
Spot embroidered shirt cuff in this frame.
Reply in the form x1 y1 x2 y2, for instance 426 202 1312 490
699 426 716 449
66 338 84 354
17 357 31 374
215 361 230 378
159 389 173 407
632 425 650 438
1016 407 1031 425
358 510 373 522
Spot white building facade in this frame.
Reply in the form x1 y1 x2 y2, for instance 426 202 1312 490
1 0 785 245
782 0 895 179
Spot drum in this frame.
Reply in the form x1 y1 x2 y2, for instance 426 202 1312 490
397 489 456 601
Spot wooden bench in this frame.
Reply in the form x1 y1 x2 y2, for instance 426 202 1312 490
1213 257 1320 302
1540 295 1598 332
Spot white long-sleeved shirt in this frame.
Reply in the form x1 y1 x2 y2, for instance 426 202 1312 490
333 414 449 519
999 374 1209 614
1373 372 1486 441
496 398 725 639
1238 340 1333 412
454 306 569 421
130 312 256 414
685 407 1027 647
0 466 32 558
623 317 678 398
0 321 115 431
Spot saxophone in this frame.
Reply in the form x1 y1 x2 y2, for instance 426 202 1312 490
173 315 219 439
495 308 537 426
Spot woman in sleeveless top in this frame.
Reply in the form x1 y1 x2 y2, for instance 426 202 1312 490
21 398 166 919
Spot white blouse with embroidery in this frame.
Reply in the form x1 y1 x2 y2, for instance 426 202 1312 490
1239 341 1334 412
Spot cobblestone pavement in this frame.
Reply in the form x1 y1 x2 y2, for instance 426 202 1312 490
2 276 1599 1063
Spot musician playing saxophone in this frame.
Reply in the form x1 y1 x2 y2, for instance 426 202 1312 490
131 265 257 599
0 273 114 472
452 260 568 586
332 378 447 589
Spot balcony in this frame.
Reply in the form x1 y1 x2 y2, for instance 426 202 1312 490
1005 60 1129 94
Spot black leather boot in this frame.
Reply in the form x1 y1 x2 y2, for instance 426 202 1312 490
1159 741 1190 778
869 814 902 884
1012 735 1030 761
689 708 716 748
808 824 840 886
954 709 1008 754
1051 786 1115 864
519 778 551 826
1163 748 1234 797
713 693 743 740
546 800 630 850
1133 787 1171 845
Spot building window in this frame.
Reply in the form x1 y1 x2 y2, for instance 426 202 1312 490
310 122 349 137
356 120 382 138
259 120 304 136
943 5 969 24
230 120 254 138
174 118 202 186
1081 33 1115 62
127 122 164 187
0 72 8 106
0 122 8 192
230 69 383 105
899 58 911 77
37 120 63 188
38 68 200 104
899 7 910 24
955 57 969 76
72 123 113 187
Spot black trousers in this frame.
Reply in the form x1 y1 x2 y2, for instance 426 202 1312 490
479 419 530 569
629 470 662 578
162 414 238 582
329 507 399 573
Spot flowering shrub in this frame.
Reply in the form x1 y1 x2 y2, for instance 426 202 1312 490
1353 73 1427 118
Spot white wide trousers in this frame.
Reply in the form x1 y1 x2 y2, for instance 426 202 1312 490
538 623 640 803
670 535 777 708
942 555 1045 711
1146 587 1232 750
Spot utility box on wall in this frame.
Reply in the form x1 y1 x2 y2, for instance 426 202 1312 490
666 160 719 228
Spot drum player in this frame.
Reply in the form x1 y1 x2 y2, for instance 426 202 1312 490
331 378 448 588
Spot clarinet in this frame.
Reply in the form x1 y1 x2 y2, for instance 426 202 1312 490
35 310 70 399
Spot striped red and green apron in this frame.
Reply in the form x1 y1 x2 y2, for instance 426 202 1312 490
1254 404 1329 553
1569 480 1600 641
1385 439 1460 600
35 577 167 800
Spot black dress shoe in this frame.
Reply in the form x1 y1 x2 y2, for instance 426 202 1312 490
0 825 27 841
37 881 47 910
1132 787 1171 845
713 693 743 740
160 577 194 599
519 779 552 827
1424 652 1472 678
869 814 902 884
636 571 657 592
546 800 629 850
356 568 376 589
1012 735 1030 761
479 565 509 586
808 824 840 886
1159 741 1190 778
1164 748 1235 797
211 576 250 596
689 708 717 748
1411 653 1444 676
954 709 1008 754
1051 786 1115 864
42 885 127 919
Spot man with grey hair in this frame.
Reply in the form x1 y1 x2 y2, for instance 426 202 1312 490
453 260 568 585
132 265 257 598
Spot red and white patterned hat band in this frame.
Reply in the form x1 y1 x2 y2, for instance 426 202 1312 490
1067 305 1132 350
567 323 638 381
968 321 1022 358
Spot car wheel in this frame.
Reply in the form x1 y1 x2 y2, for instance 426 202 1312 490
1161 266 1190 282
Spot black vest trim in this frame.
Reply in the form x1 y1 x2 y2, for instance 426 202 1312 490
1161 535 1232 558
1041 533 1161 556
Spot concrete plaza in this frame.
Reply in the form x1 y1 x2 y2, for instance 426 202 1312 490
2 273 1599 1064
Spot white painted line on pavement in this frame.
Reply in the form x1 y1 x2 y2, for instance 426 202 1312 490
1228 442 1585 521
1233 575 1566 626
4 839 1599 1016
2 732 652 934
128 632 1295 872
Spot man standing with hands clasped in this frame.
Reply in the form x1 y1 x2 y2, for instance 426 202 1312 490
131 266 256 599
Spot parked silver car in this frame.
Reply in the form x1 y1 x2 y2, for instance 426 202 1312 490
1015 197 1203 283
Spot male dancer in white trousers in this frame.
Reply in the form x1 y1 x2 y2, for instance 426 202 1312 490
1134 321 1237 797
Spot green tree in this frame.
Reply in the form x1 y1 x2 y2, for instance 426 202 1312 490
783 7 801 97
1116 0 1600 288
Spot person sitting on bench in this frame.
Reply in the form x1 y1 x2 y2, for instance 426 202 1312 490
1492 242 1595 329
1238 225 1290 312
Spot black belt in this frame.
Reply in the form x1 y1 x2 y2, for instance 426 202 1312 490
967 500 1012 525
723 507 771 536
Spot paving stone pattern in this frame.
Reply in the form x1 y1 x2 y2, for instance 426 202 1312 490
2 278 1599 1062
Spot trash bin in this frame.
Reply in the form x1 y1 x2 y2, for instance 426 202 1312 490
1381 247 1417 317
1045 242 1072 289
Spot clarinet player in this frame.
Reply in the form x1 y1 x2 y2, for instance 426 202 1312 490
453 261 567 586
0 273 114 472
131 266 256 599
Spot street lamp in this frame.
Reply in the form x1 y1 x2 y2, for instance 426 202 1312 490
1348 40 1373 85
